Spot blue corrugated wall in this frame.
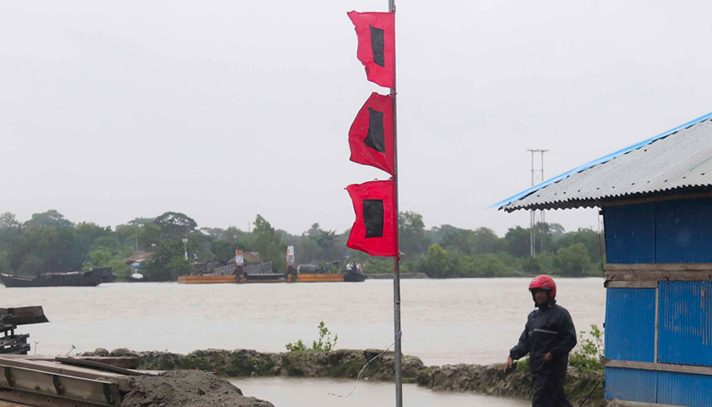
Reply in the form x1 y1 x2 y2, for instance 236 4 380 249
605 198 712 263
605 288 656 362
657 371 712 407
658 281 712 366
606 368 712 406
656 199 712 263
604 199 712 405
605 367 657 402
604 203 655 263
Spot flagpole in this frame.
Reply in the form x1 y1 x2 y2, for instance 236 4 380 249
388 0 402 407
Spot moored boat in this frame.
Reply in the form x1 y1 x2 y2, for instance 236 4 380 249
0 267 115 288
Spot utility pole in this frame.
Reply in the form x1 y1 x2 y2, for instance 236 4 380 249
527 149 548 256
388 1 402 406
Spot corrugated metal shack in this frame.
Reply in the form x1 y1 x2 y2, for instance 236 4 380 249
493 112 712 406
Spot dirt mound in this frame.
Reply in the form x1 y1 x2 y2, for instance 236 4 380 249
121 370 274 407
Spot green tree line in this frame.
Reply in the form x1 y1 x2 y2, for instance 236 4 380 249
0 209 604 281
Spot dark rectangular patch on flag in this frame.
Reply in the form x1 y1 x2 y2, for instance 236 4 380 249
364 107 386 153
369 25 385 67
363 199 384 238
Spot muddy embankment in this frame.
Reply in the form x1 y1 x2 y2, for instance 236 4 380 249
88 347 605 406
123 370 274 407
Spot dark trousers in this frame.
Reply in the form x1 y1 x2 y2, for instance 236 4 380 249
532 374 573 407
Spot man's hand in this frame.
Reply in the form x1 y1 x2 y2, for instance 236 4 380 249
545 352 553 363
504 356 513 373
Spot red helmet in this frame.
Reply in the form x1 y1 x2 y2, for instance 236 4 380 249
529 275 557 300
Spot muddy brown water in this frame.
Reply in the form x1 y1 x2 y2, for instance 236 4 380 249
230 377 530 407
2 278 604 406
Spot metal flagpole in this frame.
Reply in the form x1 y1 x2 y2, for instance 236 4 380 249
388 0 403 406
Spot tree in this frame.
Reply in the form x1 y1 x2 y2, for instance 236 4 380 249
441 228 476 255
25 210 72 229
154 212 198 239
505 226 531 257
138 223 161 251
211 240 236 264
416 244 451 278
250 215 284 271
115 222 159 253
549 223 566 240
468 253 511 277
555 243 592 276
0 213 22 270
75 222 112 262
87 247 114 268
18 226 75 275
0 212 20 230
128 217 155 226
555 228 604 264
0 250 9 272
472 227 507 254
399 211 428 259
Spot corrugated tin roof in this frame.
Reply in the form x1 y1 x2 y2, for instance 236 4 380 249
492 111 712 212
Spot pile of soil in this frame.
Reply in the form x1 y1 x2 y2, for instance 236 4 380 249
120 370 274 407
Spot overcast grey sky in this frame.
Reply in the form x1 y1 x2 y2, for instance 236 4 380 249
2 1 711 236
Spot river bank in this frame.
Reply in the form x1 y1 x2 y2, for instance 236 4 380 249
85 347 606 406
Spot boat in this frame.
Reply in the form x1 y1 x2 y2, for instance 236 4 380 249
0 267 115 288
344 268 368 282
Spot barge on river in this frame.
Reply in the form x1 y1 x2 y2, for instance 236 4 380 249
178 262 366 284
0 267 116 288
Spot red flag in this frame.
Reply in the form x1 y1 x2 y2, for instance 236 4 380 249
346 180 397 257
349 92 395 176
347 11 395 89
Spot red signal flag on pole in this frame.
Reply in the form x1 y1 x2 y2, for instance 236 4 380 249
349 92 395 176
346 180 398 258
347 11 395 89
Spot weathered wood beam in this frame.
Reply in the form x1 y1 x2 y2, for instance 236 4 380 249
605 263 712 272
598 191 712 208
605 281 658 288
610 400 685 407
605 359 712 376
605 271 712 282
0 363 119 406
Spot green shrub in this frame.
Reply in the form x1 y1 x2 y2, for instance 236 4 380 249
569 324 604 371
286 321 338 352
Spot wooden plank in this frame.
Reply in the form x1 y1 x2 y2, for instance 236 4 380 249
605 359 712 376
0 400 31 407
605 263 712 272
605 281 658 288
0 357 128 384
0 307 48 326
0 389 106 407
605 271 712 282
0 364 117 406
599 191 712 208
0 355 55 360
3 356 138 370
612 401 685 407
55 357 143 376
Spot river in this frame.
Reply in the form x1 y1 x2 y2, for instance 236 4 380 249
2 277 605 406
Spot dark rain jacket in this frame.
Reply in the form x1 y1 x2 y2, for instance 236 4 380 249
509 300 577 377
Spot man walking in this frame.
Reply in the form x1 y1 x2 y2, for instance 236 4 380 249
505 275 577 407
